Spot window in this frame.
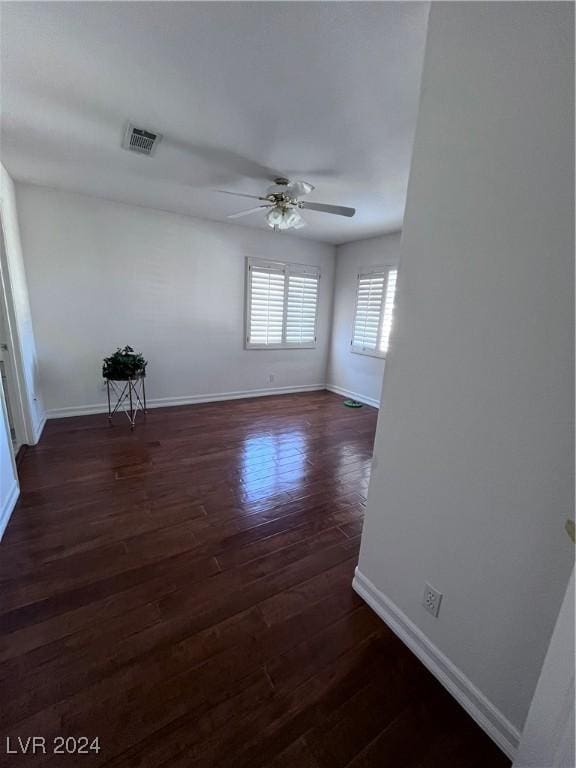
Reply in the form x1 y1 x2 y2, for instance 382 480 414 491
246 258 320 348
351 267 398 357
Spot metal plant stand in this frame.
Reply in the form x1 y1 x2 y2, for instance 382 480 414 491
106 375 147 430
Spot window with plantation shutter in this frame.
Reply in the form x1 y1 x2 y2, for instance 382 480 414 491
351 267 398 357
246 258 320 348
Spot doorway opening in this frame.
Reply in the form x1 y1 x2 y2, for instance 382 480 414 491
0 214 29 455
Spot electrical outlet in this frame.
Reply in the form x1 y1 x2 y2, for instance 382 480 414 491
422 583 442 617
269 374 275 383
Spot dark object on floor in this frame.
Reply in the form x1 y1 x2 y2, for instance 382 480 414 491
344 399 363 408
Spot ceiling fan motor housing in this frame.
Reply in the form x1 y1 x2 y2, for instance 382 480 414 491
267 178 295 203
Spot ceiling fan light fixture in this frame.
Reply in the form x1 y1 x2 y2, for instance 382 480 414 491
265 206 305 231
265 207 284 229
292 215 307 230
284 209 305 229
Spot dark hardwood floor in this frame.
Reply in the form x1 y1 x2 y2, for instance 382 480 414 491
0 391 509 767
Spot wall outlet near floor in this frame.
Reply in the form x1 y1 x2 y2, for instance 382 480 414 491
269 374 275 383
422 583 443 617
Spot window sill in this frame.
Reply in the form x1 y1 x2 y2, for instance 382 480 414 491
246 343 318 351
351 346 386 360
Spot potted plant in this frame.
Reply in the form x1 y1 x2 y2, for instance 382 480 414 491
102 346 147 381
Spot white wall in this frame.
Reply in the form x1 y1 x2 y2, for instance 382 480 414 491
513 568 574 768
15 184 335 415
355 1 574 758
0 164 45 442
327 232 401 406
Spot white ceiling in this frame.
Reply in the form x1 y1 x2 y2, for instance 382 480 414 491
0 2 429 245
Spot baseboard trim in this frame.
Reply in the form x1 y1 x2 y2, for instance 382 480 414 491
46 384 327 420
32 413 46 444
0 480 19 542
325 384 380 408
352 568 520 760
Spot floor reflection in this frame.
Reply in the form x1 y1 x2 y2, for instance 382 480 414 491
240 429 307 503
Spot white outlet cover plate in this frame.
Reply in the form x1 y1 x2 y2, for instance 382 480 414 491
422 583 443 617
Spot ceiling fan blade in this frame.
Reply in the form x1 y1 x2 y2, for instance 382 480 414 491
217 190 268 201
301 201 356 218
285 180 315 197
166 137 284 182
228 206 270 219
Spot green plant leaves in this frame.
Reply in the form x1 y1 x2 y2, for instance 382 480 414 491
103 346 147 380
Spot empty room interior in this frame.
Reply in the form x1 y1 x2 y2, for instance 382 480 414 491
0 2 574 767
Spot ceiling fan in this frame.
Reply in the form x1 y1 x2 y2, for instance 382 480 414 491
218 177 355 231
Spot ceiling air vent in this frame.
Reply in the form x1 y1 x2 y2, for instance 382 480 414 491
122 123 162 156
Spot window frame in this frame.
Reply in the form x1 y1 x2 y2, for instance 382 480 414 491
351 265 397 359
245 257 320 350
